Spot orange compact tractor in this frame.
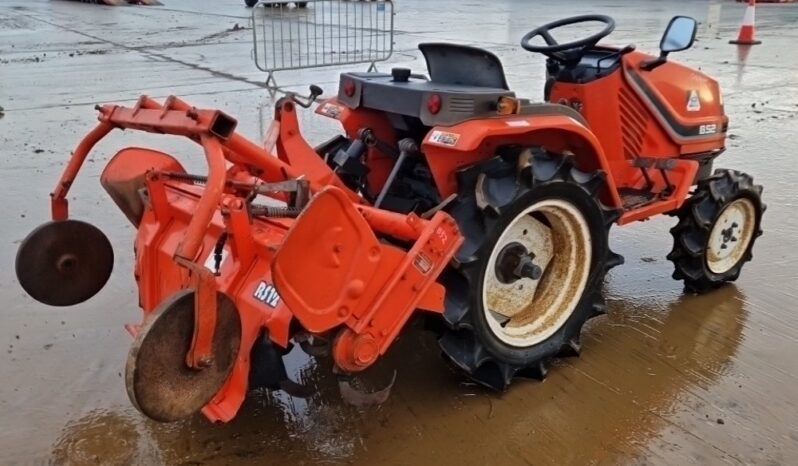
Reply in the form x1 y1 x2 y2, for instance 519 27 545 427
17 15 764 422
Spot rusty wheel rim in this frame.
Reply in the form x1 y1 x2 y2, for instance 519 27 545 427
482 199 591 347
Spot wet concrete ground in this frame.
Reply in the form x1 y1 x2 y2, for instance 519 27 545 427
1 0 798 464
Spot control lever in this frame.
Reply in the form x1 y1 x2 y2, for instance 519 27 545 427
333 139 369 177
290 84 324 108
358 128 400 159
374 138 418 208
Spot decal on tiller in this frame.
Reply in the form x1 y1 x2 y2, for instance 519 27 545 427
253 281 281 308
414 252 433 274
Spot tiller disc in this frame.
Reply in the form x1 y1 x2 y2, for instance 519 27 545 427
15 220 114 306
125 290 241 422
337 371 397 408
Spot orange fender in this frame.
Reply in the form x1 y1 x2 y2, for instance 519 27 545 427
422 114 623 209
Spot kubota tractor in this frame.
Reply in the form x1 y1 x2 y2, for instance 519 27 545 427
16 15 764 422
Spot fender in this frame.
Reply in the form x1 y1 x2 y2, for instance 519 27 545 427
422 113 623 209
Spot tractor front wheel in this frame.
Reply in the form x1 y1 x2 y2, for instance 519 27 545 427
668 169 764 293
439 150 623 390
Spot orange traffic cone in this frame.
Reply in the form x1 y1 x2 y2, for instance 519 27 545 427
730 0 762 45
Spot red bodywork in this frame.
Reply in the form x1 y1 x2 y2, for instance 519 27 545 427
547 50 727 223
51 44 727 422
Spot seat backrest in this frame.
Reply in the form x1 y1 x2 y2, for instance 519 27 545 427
419 43 509 90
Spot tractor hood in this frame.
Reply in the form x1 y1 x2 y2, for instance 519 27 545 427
622 51 728 147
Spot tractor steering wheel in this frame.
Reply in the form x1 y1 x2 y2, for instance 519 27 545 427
521 15 616 64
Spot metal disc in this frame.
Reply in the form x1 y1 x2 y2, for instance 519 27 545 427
125 290 242 422
15 220 114 306
338 371 397 408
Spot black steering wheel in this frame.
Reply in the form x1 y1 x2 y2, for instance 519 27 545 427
521 15 615 64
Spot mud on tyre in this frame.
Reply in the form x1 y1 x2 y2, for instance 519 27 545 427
438 149 623 390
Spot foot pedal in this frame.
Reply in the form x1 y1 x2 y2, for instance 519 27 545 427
619 187 657 210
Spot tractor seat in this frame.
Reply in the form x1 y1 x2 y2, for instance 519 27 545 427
419 42 510 90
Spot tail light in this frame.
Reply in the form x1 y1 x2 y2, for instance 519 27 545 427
427 94 442 114
343 80 356 97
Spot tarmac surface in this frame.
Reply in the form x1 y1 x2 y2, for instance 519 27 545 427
1 0 798 464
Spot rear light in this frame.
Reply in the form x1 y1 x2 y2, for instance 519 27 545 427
427 94 442 114
343 80 356 97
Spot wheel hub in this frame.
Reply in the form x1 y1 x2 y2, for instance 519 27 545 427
15 220 114 307
707 198 756 274
482 199 591 347
495 242 543 284
719 223 739 248
57 254 78 273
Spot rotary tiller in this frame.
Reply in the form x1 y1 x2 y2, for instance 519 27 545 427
17 15 764 423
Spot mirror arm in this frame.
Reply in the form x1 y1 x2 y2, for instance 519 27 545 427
640 50 669 72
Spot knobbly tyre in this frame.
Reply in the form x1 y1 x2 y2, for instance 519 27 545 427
16 15 764 423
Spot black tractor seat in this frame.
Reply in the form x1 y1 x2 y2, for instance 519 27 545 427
418 42 510 90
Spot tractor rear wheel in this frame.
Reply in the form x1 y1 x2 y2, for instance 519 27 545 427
439 150 623 390
667 169 764 293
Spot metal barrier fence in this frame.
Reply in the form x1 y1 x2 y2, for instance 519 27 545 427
252 0 395 89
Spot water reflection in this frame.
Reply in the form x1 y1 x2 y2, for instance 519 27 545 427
51 287 747 465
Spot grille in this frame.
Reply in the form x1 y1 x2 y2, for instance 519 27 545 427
618 87 649 158
448 97 475 113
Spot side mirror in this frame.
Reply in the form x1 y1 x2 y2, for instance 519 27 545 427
642 16 697 71
660 16 697 54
